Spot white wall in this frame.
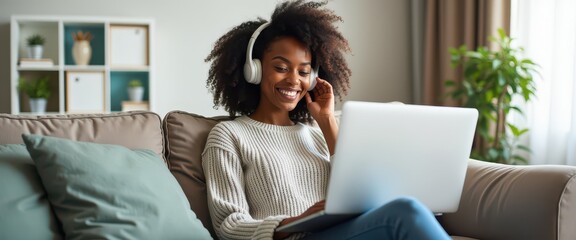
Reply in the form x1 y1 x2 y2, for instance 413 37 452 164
0 0 412 118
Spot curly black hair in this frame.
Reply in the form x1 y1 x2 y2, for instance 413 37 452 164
205 0 351 123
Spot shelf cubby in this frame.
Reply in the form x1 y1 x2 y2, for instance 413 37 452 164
63 22 105 66
16 21 60 64
110 71 149 112
17 71 60 114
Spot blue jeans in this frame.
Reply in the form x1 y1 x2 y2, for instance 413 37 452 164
303 197 451 240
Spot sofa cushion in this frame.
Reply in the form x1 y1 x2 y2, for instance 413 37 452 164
0 112 165 161
23 134 212 239
0 144 63 240
439 159 576 240
163 111 233 237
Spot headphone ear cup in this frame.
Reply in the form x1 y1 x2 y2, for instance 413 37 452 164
243 59 262 84
243 60 254 84
308 67 318 91
253 59 262 84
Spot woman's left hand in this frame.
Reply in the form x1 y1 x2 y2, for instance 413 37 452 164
305 77 339 155
305 77 334 120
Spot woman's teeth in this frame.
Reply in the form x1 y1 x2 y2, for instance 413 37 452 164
279 89 297 97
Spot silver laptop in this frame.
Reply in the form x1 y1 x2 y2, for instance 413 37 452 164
276 101 478 232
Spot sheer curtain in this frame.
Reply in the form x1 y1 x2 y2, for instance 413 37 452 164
511 0 576 165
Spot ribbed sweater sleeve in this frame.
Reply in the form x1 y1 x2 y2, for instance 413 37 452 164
203 146 288 240
202 116 331 240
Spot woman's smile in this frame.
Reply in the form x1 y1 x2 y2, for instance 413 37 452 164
277 87 301 101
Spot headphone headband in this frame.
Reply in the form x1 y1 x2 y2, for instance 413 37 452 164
245 22 271 64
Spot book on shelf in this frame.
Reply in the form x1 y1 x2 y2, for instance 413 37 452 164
19 58 54 68
122 101 149 111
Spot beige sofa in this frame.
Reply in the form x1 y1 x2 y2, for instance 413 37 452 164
1 111 575 240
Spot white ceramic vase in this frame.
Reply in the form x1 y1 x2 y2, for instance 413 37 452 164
72 40 92 65
128 87 144 102
27 45 43 59
29 98 47 114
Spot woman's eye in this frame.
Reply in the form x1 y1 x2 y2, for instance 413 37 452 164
299 71 310 77
275 66 288 72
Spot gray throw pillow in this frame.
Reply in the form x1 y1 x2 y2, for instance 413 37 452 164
0 144 63 240
22 134 212 240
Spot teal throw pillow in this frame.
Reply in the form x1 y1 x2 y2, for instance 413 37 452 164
0 144 63 240
22 134 212 240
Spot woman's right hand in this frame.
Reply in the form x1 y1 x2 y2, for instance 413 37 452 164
274 200 326 239
295 200 326 219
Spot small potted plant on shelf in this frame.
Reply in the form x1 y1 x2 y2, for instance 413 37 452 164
26 34 45 59
127 79 144 102
18 76 51 114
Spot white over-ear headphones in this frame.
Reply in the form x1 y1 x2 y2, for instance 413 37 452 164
243 22 318 91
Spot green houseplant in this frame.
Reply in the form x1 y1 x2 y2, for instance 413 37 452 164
26 34 46 59
128 79 142 88
26 34 45 46
445 29 538 164
127 79 144 102
18 76 51 114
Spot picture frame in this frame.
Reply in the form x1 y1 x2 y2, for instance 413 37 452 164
66 71 106 113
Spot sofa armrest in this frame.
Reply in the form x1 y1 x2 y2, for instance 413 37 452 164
439 159 576 240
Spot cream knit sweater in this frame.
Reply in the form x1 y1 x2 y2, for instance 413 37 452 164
202 116 331 240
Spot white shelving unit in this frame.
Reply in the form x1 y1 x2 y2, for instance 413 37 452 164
10 15 155 114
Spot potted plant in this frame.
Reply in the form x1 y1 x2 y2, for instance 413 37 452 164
18 76 51 114
127 79 144 102
445 29 538 164
26 34 45 59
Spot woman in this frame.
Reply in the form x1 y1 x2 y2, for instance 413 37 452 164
202 1 451 239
